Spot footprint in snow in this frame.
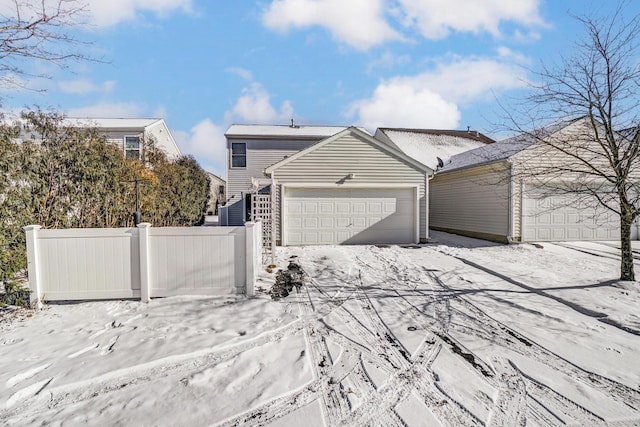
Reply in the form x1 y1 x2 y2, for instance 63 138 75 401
5 378 53 408
100 336 119 355
6 363 52 388
67 343 100 359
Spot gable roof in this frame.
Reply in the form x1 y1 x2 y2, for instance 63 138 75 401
265 126 432 174
437 117 583 173
375 128 495 170
61 118 164 130
225 124 352 139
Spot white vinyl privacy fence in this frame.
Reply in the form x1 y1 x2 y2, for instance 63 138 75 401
24 222 262 307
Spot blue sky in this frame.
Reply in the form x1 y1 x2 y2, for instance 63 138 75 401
2 0 637 177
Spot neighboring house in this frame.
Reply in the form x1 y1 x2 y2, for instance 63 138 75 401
60 118 182 160
225 124 433 246
206 172 226 215
374 128 495 170
430 117 632 242
225 124 350 226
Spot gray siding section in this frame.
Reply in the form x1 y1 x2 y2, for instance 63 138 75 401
430 164 511 242
226 139 318 225
272 133 428 241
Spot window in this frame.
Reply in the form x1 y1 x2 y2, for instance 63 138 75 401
231 142 246 167
218 185 225 193
125 136 141 159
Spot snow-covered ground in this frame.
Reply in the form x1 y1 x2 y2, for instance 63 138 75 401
1 231 639 426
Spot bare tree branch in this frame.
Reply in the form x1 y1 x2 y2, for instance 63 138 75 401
508 3 640 280
0 0 95 92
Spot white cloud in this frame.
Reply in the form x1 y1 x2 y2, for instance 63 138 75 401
394 57 527 105
367 51 411 73
226 67 254 82
224 83 293 124
350 83 460 130
262 0 402 51
350 56 528 130
395 0 545 40
261 0 545 49
173 119 227 177
58 79 116 95
175 82 294 176
85 0 193 28
65 101 147 117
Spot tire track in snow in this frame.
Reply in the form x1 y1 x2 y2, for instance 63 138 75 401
292 251 480 426
331 253 487 426
356 247 640 425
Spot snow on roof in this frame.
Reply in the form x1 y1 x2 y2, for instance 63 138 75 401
438 118 581 173
61 118 163 129
225 124 350 138
378 128 494 170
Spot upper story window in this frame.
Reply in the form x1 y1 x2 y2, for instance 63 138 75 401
231 142 246 168
125 136 141 159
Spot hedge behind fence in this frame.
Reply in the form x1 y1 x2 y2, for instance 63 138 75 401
0 110 210 281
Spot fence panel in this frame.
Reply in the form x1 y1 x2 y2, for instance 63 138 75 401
24 223 262 305
32 227 140 301
149 227 246 296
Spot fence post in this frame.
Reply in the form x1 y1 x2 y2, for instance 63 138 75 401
245 222 257 296
23 225 43 309
138 223 152 302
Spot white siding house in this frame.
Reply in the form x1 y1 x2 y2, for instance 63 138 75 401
224 124 349 227
265 127 432 245
61 118 182 160
430 117 634 242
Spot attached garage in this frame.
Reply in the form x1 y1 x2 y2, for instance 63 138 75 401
430 118 635 243
283 187 418 245
522 189 620 241
265 127 431 246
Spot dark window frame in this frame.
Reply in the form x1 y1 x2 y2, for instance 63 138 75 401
231 142 246 168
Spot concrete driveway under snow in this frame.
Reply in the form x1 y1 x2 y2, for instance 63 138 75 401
1 231 640 426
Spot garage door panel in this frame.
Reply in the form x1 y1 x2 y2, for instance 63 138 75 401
352 217 367 228
352 203 366 214
319 217 333 228
336 203 350 213
288 202 302 214
319 203 334 214
285 187 415 245
304 203 318 214
289 217 302 229
303 218 318 228
368 202 382 214
523 188 619 241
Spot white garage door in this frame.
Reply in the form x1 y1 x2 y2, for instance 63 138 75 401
284 187 416 245
523 190 620 241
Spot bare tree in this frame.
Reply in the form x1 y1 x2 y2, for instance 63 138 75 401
0 0 90 91
509 4 640 281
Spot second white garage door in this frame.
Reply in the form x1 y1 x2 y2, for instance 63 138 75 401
523 189 620 241
284 187 416 245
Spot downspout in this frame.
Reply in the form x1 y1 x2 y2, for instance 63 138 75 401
507 159 514 243
520 180 525 242
425 172 434 243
